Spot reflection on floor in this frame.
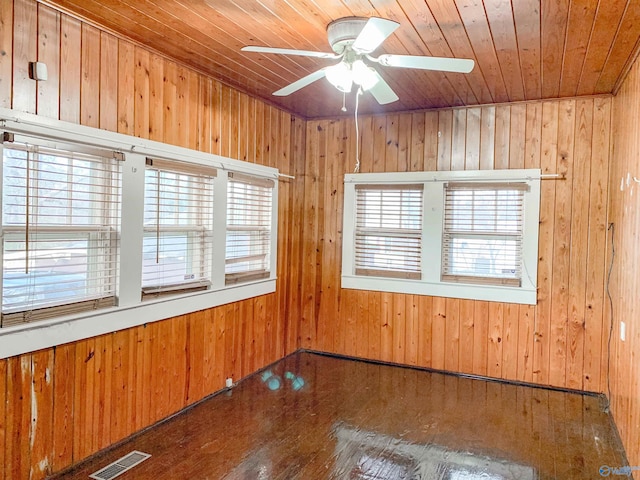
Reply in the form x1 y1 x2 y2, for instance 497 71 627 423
54 351 628 480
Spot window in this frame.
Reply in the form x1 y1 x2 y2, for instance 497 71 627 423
225 172 274 284
342 170 540 305
0 107 279 357
142 158 215 298
354 184 423 279
442 182 527 287
1 134 122 326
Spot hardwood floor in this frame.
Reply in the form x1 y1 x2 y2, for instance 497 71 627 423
52 351 628 479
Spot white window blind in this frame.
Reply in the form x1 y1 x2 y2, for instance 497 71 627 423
225 172 274 285
354 184 424 280
142 158 215 298
442 182 527 287
1 135 122 327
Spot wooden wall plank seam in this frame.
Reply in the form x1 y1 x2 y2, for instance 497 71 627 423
548 99 575 388
12 0 37 114
36 4 60 119
0 358 6 480
0 0 14 111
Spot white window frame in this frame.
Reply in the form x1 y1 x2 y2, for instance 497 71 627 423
0 136 123 325
0 107 279 359
141 158 216 298
353 184 424 279
225 172 275 285
342 169 541 305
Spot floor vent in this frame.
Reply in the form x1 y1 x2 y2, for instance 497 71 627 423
89 450 151 480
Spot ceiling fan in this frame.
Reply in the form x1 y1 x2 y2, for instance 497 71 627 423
241 17 474 105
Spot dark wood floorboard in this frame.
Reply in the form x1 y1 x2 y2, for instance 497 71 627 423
51 351 628 479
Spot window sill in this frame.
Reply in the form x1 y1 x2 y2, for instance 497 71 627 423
341 274 536 305
0 278 276 359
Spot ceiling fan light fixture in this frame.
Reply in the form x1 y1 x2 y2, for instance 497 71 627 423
325 62 353 93
352 60 378 91
242 16 473 106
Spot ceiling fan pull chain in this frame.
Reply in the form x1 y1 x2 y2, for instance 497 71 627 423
341 92 347 112
354 87 362 173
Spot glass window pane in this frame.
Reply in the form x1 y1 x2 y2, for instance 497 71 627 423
142 165 213 292
225 175 273 283
1 143 121 321
443 183 524 284
355 186 423 278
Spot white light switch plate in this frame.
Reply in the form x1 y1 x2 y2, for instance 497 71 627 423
621 321 626 342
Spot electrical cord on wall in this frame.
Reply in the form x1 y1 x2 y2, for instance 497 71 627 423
604 222 615 413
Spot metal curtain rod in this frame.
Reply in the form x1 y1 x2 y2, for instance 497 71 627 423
346 173 563 184
279 173 558 182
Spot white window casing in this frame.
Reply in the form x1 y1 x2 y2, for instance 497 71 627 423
354 184 424 280
442 181 528 287
342 169 541 305
141 158 216 299
225 172 274 285
1 134 122 326
0 107 279 359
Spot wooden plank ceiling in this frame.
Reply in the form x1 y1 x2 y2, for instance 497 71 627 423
42 0 640 119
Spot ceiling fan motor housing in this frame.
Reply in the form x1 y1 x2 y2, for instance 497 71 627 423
327 17 368 54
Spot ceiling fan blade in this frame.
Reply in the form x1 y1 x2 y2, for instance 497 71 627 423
273 69 327 96
377 54 475 73
352 17 400 54
367 71 399 105
242 46 339 59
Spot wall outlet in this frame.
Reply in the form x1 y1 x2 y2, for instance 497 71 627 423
621 321 626 342
225 377 233 388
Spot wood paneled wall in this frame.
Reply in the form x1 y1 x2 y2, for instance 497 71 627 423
0 1 305 479
294 97 613 396
610 53 640 468
1 0 636 477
